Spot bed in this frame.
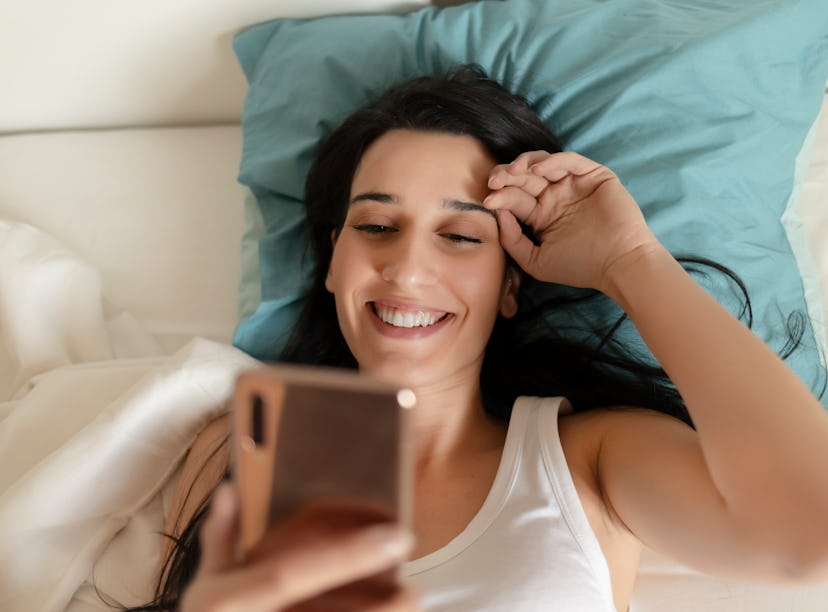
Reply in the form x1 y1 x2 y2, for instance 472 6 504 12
1 0 827 610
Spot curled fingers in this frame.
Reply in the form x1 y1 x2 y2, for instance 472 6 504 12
189 495 414 612
484 185 538 222
528 151 615 182
238 523 414 610
199 482 240 574
488 151 552 195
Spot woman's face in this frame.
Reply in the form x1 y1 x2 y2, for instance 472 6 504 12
325 129 518 388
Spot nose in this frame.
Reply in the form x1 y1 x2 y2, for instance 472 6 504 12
380 231 439 287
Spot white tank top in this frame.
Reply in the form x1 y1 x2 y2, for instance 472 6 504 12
401 396 616 611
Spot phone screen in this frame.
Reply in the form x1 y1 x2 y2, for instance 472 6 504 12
232 365 415 557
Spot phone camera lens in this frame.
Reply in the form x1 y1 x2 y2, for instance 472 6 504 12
251 394 265 445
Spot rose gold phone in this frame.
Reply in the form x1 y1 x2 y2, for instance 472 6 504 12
232 364 415 559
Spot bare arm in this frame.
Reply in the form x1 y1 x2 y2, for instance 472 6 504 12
599 243 828 580
485 150 828 582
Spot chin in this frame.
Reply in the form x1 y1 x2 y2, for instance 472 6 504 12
357 358 432 389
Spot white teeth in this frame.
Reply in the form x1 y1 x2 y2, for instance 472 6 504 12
374 304 445 328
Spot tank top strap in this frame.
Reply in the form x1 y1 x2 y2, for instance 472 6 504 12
527 396 614 599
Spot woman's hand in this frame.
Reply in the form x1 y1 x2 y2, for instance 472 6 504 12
180 483 418 612
484 151 661 292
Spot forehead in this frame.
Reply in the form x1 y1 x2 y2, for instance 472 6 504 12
351 129 496 194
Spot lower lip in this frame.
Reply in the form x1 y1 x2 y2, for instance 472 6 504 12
367 303 453 339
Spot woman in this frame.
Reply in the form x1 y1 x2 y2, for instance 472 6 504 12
136 65 828 611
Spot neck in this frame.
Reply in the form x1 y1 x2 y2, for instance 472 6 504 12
403 371 508 470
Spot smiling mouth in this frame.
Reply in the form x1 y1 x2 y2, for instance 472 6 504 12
369 302 451 328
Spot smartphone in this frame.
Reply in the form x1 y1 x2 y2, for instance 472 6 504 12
231 363 415 559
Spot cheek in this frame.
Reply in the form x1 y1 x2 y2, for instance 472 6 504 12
454 256 507 312
327 236 352 282
326 240 367 297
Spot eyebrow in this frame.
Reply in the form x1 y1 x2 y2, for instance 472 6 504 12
350 192 396 205
350 192 496 219
445 199 496 219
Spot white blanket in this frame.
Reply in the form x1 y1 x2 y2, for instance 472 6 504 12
0 221 257 611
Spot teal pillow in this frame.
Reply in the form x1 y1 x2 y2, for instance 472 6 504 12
232 0 828 407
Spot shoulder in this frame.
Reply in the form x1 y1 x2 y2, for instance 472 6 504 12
555 406 658 507
556 404 694 519
556 406 653 601
557 405 691 485
555 406 643 508
558 404 685 448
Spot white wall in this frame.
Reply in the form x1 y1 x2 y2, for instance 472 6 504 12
0 0 431 133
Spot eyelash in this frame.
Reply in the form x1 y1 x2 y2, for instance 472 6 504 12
444 233 482 244
352 224 393 234
351 224 482 244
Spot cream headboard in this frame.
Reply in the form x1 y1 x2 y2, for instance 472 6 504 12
0 0 433 133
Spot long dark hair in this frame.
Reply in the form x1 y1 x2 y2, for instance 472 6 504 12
124 64 823 611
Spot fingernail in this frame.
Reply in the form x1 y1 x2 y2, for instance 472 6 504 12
211 483 235 520
365 524 414 560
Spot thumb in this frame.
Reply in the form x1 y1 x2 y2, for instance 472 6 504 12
199 482 239 574
496 210 537 276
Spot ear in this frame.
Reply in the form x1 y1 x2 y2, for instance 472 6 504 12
325 229 338 294
499 266 522 319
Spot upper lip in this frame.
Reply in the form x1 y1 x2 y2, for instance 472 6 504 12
368 298 450 315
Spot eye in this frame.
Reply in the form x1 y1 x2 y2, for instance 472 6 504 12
352 224 397 234
442 233 483 244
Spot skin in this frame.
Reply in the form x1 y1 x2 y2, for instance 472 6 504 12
175 129 828 612
180 483 419 612
325 129 520 467
487 147 828 588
